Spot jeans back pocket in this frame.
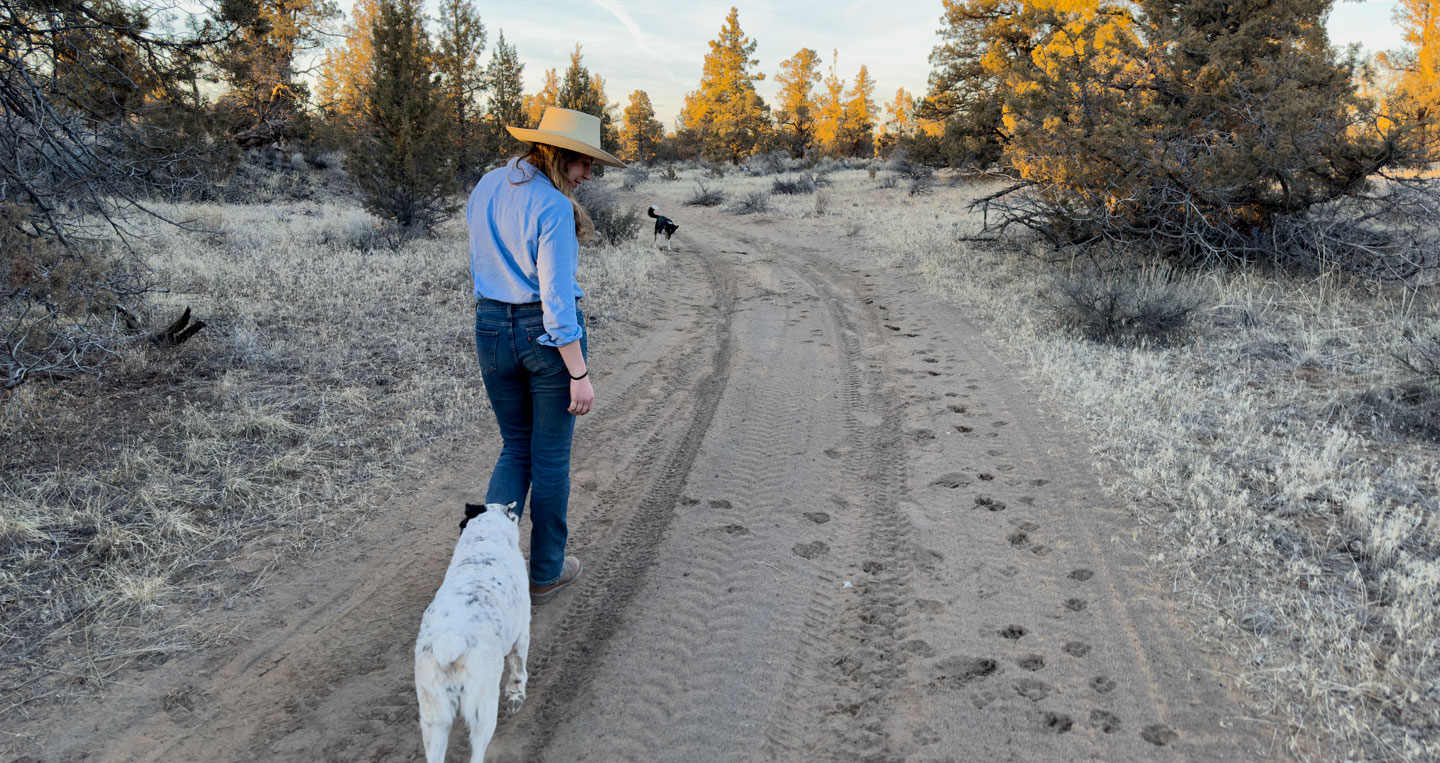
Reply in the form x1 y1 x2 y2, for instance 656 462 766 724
475 327 502 374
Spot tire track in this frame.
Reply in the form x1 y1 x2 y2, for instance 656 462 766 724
491 248 740 761
534 231 854 762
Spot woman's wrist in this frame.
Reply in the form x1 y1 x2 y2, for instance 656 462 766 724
569 369 589 381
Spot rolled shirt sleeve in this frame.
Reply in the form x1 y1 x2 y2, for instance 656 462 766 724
534 199 584 347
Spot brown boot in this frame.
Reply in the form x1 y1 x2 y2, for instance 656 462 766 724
529 556 582 605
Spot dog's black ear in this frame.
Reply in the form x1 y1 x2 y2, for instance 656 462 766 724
459 502 487 530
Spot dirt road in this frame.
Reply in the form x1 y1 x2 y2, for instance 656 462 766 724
30 205 1265 761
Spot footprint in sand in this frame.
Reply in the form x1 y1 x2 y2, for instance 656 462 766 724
1069 569 1095 581
975 496 1006 512
709 499 732 509
933 473 973 490
978 472 995 481
1063 641 1092 657
792 541 829 559
803 512 830 524
720 524 751 536
1029 544 1052 557
1014 678 1051 702
1042 712 1074 734
1089 676 1117 694
935 656 998 689
1142 723 1179 746
999 624 1028 640
1008 531 1031 547
954 424 974 434
1090 710 1122 733
948 404 967 413
1016 654 1045 671
1064 598 1089 612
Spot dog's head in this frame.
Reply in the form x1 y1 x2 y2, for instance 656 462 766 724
459 501 519 531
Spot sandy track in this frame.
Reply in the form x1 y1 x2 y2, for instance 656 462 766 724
23 204 1267 762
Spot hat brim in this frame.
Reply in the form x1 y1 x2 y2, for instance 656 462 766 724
506 126 627 168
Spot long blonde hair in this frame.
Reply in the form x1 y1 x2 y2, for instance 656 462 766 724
514 143 596 242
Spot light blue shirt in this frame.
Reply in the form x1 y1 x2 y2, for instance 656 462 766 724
466 157 585 347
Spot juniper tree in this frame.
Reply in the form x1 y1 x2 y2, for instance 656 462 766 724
346 0 455 230
481 30 525 159
215 0 338 146
2 0 223 388
433 0 486 181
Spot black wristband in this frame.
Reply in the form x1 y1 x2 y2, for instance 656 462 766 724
569 370 589 381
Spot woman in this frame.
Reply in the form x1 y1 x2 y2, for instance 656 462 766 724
466 107 625 604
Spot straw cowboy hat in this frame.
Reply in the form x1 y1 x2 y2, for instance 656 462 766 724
507 107 626 168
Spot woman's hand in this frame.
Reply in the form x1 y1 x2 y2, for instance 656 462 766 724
569 376 594 415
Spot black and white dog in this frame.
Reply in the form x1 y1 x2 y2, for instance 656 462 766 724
648 205 679 251
414 502 529 763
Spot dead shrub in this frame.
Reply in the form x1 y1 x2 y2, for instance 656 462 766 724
684 181 726 207
772 174 818 195
1354 322 1440 442
727 190 771 216
1046 265 1204 346
576 182 642 246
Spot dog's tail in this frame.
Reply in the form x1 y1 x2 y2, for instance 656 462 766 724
648 205 660 218
431 632 470 667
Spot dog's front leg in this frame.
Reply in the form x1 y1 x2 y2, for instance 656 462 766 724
503 622 530 715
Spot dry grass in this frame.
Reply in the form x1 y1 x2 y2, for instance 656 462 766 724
0 191 665 719
629 164 1440 760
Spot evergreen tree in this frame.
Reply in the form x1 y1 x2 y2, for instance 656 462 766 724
347 0 454 230
813 49 846 156
919 0 1051 167
558 44 601 113
679 7 771 163
840 64 877 157
482 30 525 159
621 89 665 162
216 0 339 145
434 0 486 180
316 0 378 137
523 68 559 127
1388 0 1440 159
974 0 1394 263
775 48 821 157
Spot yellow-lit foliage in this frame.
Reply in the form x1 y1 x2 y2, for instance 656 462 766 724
678 7 769 163
1390 0 1440 159
620 89 665 163
523 68 559 128
813 49 846 155
316 0 377 132
775 48 822 156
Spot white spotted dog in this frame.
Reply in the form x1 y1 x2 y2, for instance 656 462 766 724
414 502 530 763
648 205 679 250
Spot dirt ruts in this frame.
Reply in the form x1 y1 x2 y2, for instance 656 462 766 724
17 200 1267 763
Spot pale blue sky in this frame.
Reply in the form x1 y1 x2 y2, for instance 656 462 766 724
354 1 1410 128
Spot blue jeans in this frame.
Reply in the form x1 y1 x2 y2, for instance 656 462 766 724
474 299 587 586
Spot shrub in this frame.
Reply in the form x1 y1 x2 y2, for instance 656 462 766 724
728 190 771 215
1356 322 1440 442
620 167 649 191
685 181 726 207
772 174 818 195
1045 265 1204 346
576 183 642 246
745 149 793 176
